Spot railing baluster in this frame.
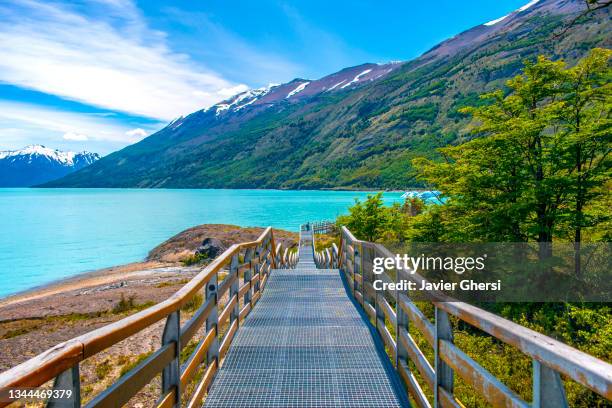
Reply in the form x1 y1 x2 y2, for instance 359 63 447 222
396 273 408 370
353 243 360 297
244 248 254 305
254 245 262 294
532 360 569 408
230 254 240 329
206 274 219 366
161 310 181 407
434 307 453 408
46 365 80 408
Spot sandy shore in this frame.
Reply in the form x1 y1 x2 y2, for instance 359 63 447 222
0 261 174 309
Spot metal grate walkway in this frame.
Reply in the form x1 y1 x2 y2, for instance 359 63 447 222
203 230 409 407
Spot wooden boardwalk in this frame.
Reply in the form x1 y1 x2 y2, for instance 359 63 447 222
203 230 409 407
0 225 610 408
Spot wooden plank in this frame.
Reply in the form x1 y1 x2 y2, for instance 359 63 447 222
378 296 397 327
218 294 237 326
180 328 216 389
156 388 176 408
439 339 528 408
219 320 238 360
0 339 82 390
398 294 435 347
217 273 237 298
180 296 215 345
238 281 250 298
239 303 251 321
399 327 434 391
379 325 397 361
398 360 432 408
364 302 376 320
185 360 217 408
86 343 174 408
438 387 464 408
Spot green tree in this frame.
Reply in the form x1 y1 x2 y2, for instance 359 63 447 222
553 48 611 275
414 49 611 253
337 193 388 241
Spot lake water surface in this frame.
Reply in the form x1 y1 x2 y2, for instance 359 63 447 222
0 188 402 297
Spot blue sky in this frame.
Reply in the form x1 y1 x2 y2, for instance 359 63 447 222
0 0 533 155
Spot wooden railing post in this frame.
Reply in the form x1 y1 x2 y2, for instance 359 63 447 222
270 231 278 269
434 307 453 407
162 310 181 407
206 274 219 365
243 248 254 305
253 245 262 294
46 365 80 408
532 360 569 408
396 276 408 370
275 243 281 268
353 243 361 297
230 254 240 328
374 291 385 339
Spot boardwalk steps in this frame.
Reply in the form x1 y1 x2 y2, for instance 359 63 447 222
203 230 409 407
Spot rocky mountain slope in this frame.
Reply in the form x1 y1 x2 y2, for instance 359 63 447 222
45 0 611 189
0 145 99 187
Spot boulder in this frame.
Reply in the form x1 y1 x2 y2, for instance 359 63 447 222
195 237 226 259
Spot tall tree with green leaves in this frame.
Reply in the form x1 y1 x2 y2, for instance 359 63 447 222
554 48 611 275
414 49 611 268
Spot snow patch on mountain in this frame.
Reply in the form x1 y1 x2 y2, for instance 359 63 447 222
341 69 372 89
518 0 540 12
286 82 310 98
0 145 97 165
484 0 540 26
484 14 509 26
210 85 277 115
327 80 346 91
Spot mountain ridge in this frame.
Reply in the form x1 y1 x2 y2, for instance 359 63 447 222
0 145 99 187
45 0 611 189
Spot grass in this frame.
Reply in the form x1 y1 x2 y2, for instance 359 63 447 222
155 278 190 288
180 340 199 364
182 253 207 266
181 293 203 313
0 295 156 340
111 294 155 314
119 352 152 376
95 359 113 380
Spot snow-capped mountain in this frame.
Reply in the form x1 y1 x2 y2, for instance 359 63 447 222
0 145 100 187
45 0 607 189
165 62 402 129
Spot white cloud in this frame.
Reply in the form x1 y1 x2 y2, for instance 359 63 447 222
217 85 251 97
0 101 159 146
63 132 89 141
0 0 249 121
125 128 147 138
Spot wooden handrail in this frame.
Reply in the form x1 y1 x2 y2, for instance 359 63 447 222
0 226 297 407
313 225 612 407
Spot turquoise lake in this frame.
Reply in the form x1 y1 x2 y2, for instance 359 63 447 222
0 188 403 297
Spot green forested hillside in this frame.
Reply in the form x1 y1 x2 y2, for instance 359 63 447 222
45 1 611 189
